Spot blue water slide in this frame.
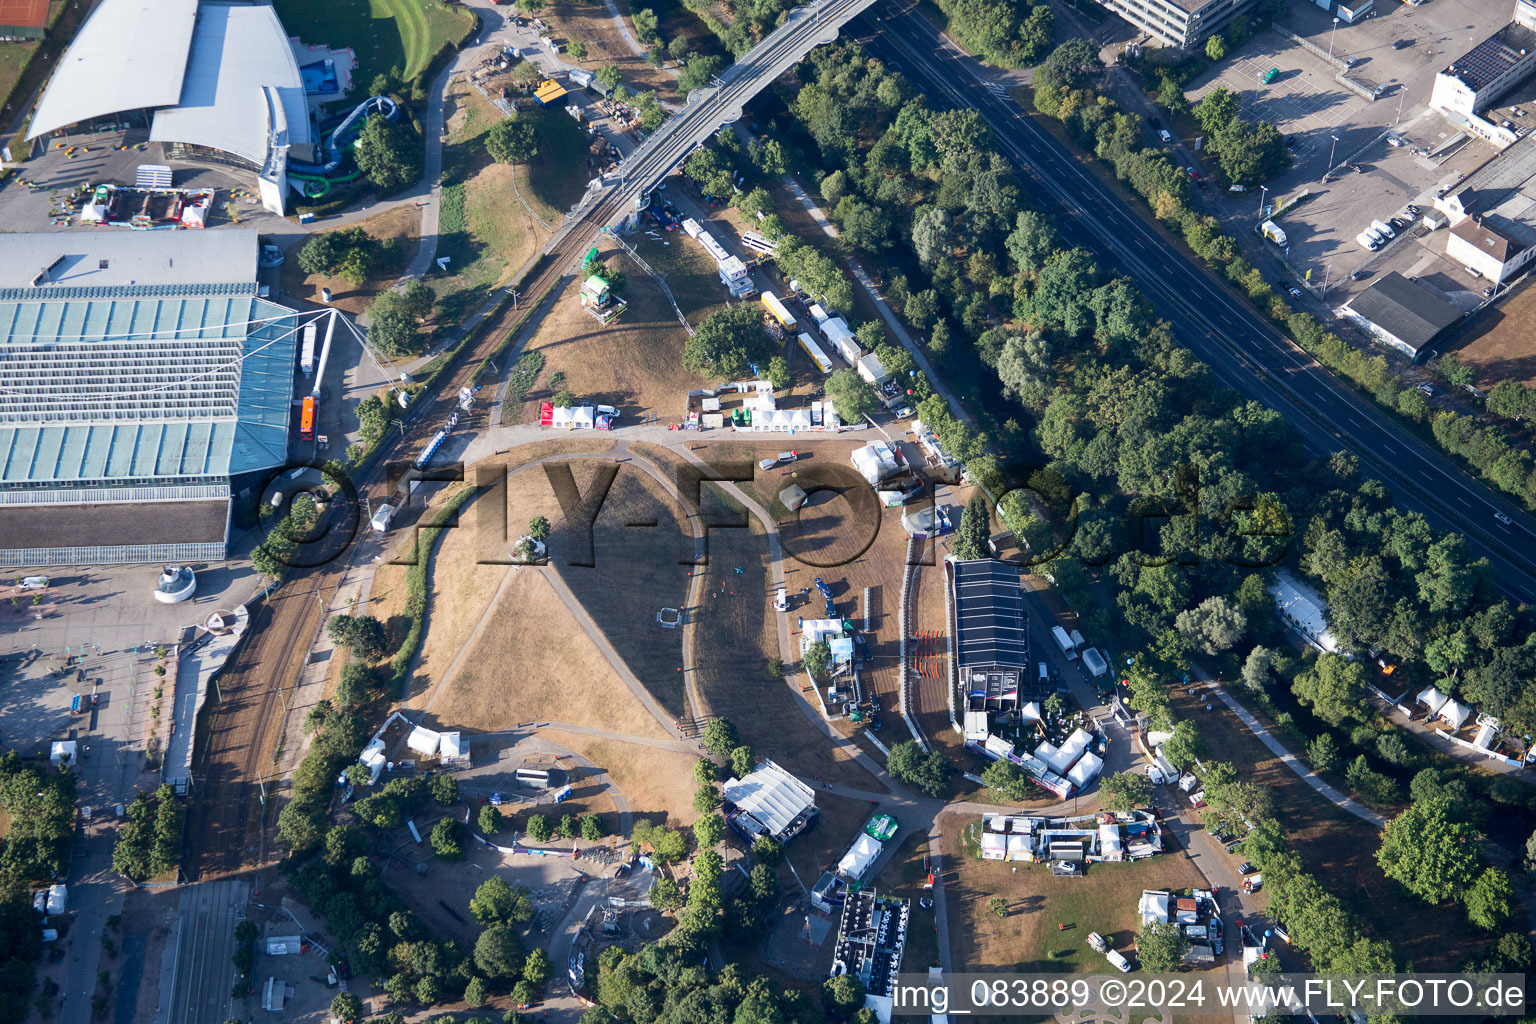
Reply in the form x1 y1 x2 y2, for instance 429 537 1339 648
288 95 400 175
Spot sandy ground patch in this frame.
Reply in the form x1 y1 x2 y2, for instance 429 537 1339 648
545 731 700 828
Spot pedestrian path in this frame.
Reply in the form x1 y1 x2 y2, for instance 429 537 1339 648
1203 679 1387 828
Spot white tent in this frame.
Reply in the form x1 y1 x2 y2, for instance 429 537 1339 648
49 741 77 766
1020 702 1042 721
1033 739 1066 773
1067 751 1104 789
850 442 900 484
1139 890 1170 925
1098 824 1123 861
1058 728 1093 766
359 738 387 783
1006 834 1032 861
406 726 440 758
1438 700 1471 729
440 732 468 764
44 885 66 916
985 813 1008 832
789 409 812 431
980 832 1007 860
837 833 883 880
1147 729 1174 748
1417 686 1450 716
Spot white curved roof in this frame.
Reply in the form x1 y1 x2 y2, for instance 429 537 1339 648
151 3 311 166
30 0 198 139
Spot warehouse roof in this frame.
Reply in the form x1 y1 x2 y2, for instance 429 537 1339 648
0 231 297 485
951 558 1029 669
1345 272 1462 354
29 0 198 138
0 500 227 550
150 3 311 166
1442 23 1536 94
0 229 258 291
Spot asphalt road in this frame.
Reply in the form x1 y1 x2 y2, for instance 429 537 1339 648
864 8 1536 607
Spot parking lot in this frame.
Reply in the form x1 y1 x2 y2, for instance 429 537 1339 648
0 126 277 235
1181 0 1517 306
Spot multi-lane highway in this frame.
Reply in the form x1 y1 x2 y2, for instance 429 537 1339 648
865 8 1536 605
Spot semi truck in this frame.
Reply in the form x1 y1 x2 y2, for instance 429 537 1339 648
300 321 317 377
1050 625 1078 660
760 291 797 331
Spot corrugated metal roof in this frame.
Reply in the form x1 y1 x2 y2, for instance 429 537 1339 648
1345 272 1462 353
952 558 1030 670
28 0 198 139
151 3 311 166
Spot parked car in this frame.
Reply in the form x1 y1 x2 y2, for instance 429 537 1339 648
1406 204 1421 216
1106 950 1133 973
18 576 49 590
1238 861 1256 875
1287 286 1302 298
1225 839 1243 854
1416 384 1434 397
1159 129 1173 144
1392 38 1414 49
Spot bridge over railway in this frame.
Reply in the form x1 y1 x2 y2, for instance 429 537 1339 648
546 0 883 244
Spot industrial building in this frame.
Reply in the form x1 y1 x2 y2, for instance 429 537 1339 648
947 557 1039 714
1340 272 1463 361
26 0 317 214
1102 0 1253 50
1429 1 1536 146
1447 215 1536 284
0 230 301 567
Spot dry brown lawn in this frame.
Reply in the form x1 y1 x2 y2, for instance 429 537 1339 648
547 462 697 719
545 731 699 827
370 440 615 676
629 443 885 789
505 238 720 424
421 567 672 741
940 810 1210 973
279 206 422 313
1172 685 1508 972
1451 275 1536 389
540 0 684 103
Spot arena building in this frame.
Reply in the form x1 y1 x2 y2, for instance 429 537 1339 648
26 0 315 214
0 230 301 566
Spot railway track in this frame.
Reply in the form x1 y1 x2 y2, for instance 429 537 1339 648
184 0 890 877
184 190 624 879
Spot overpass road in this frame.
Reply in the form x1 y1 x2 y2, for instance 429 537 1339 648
865 7 1536 606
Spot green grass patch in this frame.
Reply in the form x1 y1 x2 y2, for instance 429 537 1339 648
390 484 477 696
273 0 472 97
525 105 593 214
503 351 546 408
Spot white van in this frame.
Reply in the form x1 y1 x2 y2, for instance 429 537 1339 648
370 504 397 532
773 588 787 612
1106 950 1132 972
1038 662 1050 686
1158 129 1173 144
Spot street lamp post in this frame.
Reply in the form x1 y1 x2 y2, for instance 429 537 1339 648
1329 17 1340 61
1258 185 1268 218
1327 134 1340 178
1397 88 1407 124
